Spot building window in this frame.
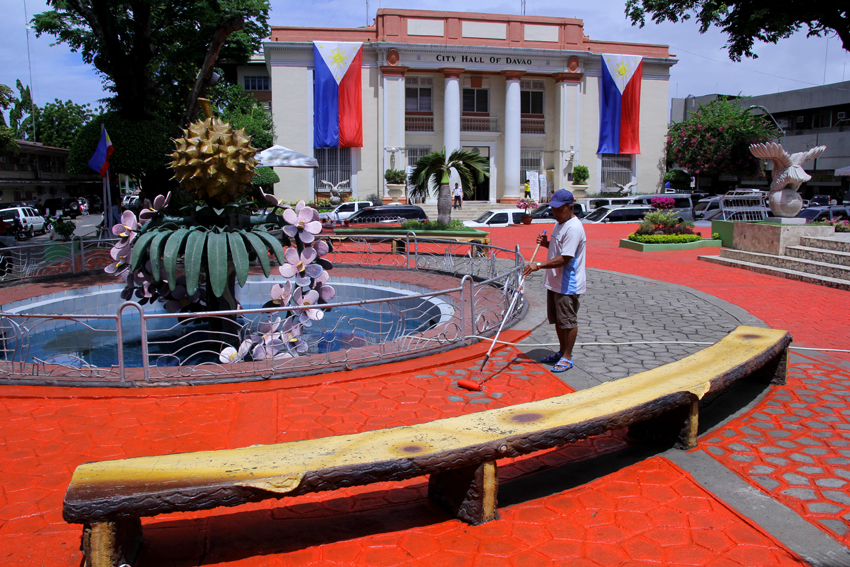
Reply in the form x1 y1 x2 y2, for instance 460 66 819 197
314 147 352 193
600 154 633 189
405 77 433 112
520 148 544 187
406 146 432 168
812 110 831 129
520 80 544 115
463 88 489 113
244 76 270 91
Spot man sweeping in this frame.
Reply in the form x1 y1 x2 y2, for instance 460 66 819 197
522 189 586 372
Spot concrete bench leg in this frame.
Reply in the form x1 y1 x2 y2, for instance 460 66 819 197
82 518 142 567
629 394 700 450
751 346 788 386
428 460 500 525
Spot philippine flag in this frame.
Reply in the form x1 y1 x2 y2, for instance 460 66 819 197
87 124 114 177
314 41 363 148
597 54 643 155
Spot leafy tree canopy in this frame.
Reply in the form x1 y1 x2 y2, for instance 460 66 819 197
3 80 98 149
32 0 270 123
68 112 174 188
625 0 850 61
209 82 275 150
666 98 781 179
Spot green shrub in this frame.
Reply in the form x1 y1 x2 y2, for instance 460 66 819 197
366 193 380 206
52 220 76 239
572 165 589 185
384 169 407 184
628 233 702 244
663 169 692 191
712 232 721 240
401 219 473 231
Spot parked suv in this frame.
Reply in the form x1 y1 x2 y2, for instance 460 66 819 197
346 205 428 224
0 206 46 236
85 195 104 213
797 205 850 223
318 200 373 222
43 197 81 219
463 209 525 227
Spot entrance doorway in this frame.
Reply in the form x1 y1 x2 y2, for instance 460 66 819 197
462 146 490 201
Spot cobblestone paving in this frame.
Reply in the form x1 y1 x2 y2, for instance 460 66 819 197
523 269 759 387
702 353 850 546
141 457 805 567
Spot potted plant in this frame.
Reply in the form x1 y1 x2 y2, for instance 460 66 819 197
516 197 538 225
571 165 589 198
51 220 76 241
384 169 407 203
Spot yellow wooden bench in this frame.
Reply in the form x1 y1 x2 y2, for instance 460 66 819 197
63 325 790 567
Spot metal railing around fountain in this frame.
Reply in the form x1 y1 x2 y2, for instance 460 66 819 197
0 234 527 386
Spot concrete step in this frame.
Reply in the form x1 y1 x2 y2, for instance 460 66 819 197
698 255 850 291
719 248 850 281
785 245 850 267
416 202 517 222
800 236 850 253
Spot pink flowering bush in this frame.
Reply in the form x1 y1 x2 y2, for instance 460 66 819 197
650 197 675 210
666 98 780 179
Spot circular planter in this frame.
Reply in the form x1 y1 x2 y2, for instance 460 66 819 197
521 214 533 225
386 183 405 203
570 184 588 199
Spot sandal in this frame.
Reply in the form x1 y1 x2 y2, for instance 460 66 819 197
541 352 562 364
551 358 574 373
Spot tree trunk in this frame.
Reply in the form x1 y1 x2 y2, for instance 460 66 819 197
437 183 452 225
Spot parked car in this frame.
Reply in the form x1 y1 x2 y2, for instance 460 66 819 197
463 209 525 228
318 200 373 222
796 205 850 223
810 194 832 207
581 205 652 224
43 197 81 219
346 205 428 224
529 202 586 222
0 206 46 236
122 195 140 211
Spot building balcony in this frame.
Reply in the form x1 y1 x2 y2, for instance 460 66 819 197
406 115 434 132
461 116 499 133
521 118 545 135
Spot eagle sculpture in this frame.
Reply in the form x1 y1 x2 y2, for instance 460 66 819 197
749 143 826 193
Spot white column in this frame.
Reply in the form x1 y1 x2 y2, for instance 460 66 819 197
502 73 523 203
438 68 463 205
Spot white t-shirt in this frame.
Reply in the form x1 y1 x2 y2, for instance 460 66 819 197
544 216 586 295
452 186 462 197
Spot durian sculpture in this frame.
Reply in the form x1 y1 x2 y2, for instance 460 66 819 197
169 99 258 204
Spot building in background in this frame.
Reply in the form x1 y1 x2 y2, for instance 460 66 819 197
233 9 676 204
671 81 850 199
0 140 101 205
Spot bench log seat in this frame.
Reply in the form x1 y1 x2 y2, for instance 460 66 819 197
64 325 790 567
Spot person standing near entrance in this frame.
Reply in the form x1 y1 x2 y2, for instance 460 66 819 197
522 189 586 373
452 183 463 210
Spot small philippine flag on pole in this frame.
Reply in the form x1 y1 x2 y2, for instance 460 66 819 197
597 54 643 155
314 41 363 148
87 124 114 177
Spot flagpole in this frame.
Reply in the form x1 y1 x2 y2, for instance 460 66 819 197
106 168 113 226
102 176 108 234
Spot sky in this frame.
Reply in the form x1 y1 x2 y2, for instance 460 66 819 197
1 0 848 120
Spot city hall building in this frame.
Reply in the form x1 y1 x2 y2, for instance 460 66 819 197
244 9 676 204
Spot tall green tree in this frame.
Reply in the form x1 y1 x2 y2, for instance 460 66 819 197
666 98 781 180
410 149 490 225
31 99 97 149
31 0 270 123
625 0 850 61
0 84 18 155
210 82 275 149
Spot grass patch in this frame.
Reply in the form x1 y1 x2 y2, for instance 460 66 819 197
400 220 477 232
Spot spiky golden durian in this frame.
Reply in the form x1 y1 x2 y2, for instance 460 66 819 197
168 99 258 204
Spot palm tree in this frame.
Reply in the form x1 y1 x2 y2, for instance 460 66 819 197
410 148 490 225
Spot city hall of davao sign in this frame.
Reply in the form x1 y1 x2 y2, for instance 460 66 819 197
260 9 675 204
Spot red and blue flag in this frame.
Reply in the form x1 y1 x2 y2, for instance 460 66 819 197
597 54 643 155
87 124 114 176
314 41 363 148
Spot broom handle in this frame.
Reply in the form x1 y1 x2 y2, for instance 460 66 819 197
483 232 545 361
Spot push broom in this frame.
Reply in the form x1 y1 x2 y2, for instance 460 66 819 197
457 230 546 392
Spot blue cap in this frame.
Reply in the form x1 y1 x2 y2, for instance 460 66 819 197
549 189 575 208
